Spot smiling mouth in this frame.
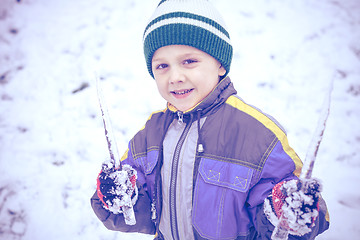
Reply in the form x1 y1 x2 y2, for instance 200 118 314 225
171 89 194 95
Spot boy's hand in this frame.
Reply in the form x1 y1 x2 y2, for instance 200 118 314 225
96 161 138 216
264 179 321 237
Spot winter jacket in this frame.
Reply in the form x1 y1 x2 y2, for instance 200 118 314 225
91 77 330 239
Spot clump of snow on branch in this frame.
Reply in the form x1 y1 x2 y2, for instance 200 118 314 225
281 179 321 236
101 162 138 225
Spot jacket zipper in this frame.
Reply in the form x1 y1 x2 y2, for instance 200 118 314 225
177 111 184 124
169 111 193 240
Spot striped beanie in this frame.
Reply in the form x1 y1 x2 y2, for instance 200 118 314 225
143 0 233 78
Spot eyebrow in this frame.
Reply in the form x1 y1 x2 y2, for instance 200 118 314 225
152 57 164 63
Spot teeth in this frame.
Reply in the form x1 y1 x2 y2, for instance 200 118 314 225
173 89 191 95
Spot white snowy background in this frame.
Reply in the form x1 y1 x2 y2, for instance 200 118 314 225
0 0 359 239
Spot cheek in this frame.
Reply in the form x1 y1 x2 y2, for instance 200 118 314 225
206 74 220 89
155 79 168 96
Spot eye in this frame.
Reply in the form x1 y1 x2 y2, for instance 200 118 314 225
156 63 168 70
183 59 198 65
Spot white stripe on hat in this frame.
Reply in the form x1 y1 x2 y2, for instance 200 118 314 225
152 1 227 26
143 17 231 45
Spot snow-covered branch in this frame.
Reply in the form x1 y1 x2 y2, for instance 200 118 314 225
95 73 122 170
300 73 335 179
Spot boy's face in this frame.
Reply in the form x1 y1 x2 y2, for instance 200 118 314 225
152 45 226 112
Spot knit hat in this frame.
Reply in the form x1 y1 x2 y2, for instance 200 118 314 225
143 0 233 78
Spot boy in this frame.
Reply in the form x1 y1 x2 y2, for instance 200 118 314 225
91 0 330 239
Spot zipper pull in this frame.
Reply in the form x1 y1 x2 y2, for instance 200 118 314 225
151 201 157 221
198 143 204 153
177 111 184 124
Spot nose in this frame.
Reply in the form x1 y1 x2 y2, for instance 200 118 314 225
169 66 185 84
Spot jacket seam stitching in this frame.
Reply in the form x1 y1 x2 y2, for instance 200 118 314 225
201 154 260 169
258 137 278 171
255 137 279 183
132 147 160 159
217 188 226 238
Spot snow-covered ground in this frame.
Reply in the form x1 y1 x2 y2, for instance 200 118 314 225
0 0 359 239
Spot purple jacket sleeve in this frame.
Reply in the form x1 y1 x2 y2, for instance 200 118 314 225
247 141 330 239
247 141 299 208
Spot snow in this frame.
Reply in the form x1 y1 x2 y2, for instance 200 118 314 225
0 0 359 239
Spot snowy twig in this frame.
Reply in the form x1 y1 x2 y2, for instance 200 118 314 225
95 73 122 170
300 74 335 179
95 73 138 225
271 74 335 240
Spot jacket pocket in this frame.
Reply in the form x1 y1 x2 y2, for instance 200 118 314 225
192 157 254 240
133 150 159 175
199 157 252 192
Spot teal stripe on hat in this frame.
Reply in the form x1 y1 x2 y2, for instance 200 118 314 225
158 0 167 6
158 0 210 6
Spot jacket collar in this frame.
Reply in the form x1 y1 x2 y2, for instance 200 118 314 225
167 76 237 119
